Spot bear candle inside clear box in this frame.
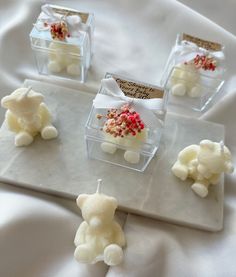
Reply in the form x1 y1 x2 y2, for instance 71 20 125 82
30 4 94 82
161 33 225 112
85 73 168 172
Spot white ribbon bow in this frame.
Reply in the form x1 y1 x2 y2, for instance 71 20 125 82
93 78 165 129
35 4 91 41
173 40 225 65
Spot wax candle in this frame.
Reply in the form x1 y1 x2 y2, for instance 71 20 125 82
74 179 126 266
48 42 81 76
170 54 219 98
98 104 147 164
1 87 58 146
170 63 201 97
172 140 234 197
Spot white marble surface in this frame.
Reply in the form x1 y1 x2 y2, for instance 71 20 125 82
0 79 224 231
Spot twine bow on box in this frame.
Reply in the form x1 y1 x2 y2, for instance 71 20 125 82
93 78 165 129
35 4 91 42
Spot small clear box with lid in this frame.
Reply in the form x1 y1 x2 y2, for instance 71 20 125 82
161 33 226 112
85 73 169 172
30 4 94 82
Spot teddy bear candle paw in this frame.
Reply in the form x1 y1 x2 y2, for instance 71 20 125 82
74 179 126 265
1 87 58 146
172 140 234 198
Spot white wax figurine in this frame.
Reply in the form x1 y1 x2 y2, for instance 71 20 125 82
74 179 126 266
99 104 147 164
48 42 81 76
1 87 58 146
170 63 202 98
172 140 234 198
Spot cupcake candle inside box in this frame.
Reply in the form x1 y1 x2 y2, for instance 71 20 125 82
30 4 94 82
85 74 168 172
161 33 225 112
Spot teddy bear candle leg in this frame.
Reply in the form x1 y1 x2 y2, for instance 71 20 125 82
74 244 98 264
191 181 209 198
101 142 117 154
171 83 187 96
124 150 140 164
41 125 58 140
104 244 123 266
15 131 34 147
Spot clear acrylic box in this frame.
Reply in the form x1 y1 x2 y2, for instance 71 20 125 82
85 73 168 172
161 33 226 112
30 4 94 83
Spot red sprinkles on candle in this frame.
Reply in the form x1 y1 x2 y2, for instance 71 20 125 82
97 104 145 138
50 21 69 40
192 54 217 71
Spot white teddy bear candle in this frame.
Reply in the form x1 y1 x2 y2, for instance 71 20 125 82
1 87 58 146
48 41 81 75
171 54 218 98
74 179 126 266
170 63 200 97
172 140 234 198
97 104 147 164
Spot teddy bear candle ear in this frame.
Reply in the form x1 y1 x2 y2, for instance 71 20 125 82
200 139 214 150
17 87 44 104
27 91 44 104
76 194 88 208
224 162 234 174
18 86 32 101
109 196 118 210
1 93 18 109
1 95 12 109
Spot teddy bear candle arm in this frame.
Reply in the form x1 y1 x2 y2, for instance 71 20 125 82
74 221 88 246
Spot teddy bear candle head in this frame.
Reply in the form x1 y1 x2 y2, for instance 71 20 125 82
74 179 126 266
198 140 234 175
76 179 118 229
1 87 44 118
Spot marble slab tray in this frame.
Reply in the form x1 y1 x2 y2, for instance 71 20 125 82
0 79 224 231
